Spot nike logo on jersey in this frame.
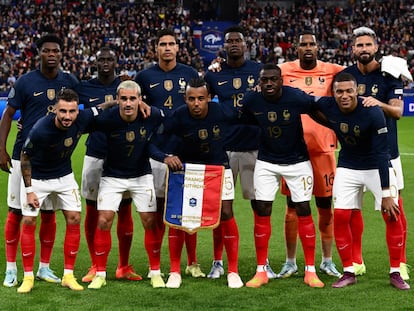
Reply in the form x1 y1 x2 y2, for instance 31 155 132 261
254 112 263 116
89 98 100 102
289 79 297 83
218 81 228 86
33 91 44 96
150 83 160 88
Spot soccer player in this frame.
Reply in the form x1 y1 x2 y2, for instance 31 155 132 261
0 33 79 287
276 31 343 278
87 80 165 289
204 25 276 279
240 63 323 288
17 88 114 293
342 27 409 279
76 47 140 283
135 28 204 280
311 72 409 290
149 77 243 289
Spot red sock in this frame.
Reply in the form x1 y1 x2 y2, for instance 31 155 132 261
221 217 239 273
168 228 185 273
4 211 22 262
144 227 161 271
317 207 333 243
117 201 133 267
334 209 353 268
398 197 407 263
39 212 56 264
84 202 98 265
94 228 111 272
383 212 404 268
212 224 223 261
185 232 197 265
64 224 80 270
284 206 298 254
297 215 316 266
350 209 364 264
253 212 271 265
20 223 36 272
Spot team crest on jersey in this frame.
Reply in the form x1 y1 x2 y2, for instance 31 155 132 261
357 84 366 95
164 80 173 91
371 84 378 96
268 111 277 122
139 127 147 139
340 123 349 134
212 125 220 139
283 109 290 121
233 78 242 90
126 131 135 142
47 89 55 100
64 137 73 147
198 129 208 140
105 95 114 102
305 77 312 86
178 78 186 94
354 125 360 137
247 75 255 90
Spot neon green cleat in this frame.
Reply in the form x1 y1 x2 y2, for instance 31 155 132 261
400 263 410 281
61 274 84 291
150 273 165 288
185 264 205 278
88 275 107 290
353 262 366 276
17 276 34 293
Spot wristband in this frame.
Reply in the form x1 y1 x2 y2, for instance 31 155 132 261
26 186 34 194
382 189 391 198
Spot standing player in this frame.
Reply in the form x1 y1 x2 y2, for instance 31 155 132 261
135 29 204 280
342 27 409 279
311 73 409 290
149 77 243 289
241 64 323 288
204 25 276 279
18 88 114 293
277 31 343 278
0 34 79 287
87 80 165 289
77 47 140 283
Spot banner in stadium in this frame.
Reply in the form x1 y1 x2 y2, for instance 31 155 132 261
403 89 414 116
164 163 224 233
193 21 234 68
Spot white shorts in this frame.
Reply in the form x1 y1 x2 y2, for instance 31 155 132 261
150 158 167 198
222 169 235 201
81 155 104 200
8 159 53 210
227 150 257 200
21 173 82 217
97 174 156 212
333 167 398 211
390 156 404 190
254 159 313 202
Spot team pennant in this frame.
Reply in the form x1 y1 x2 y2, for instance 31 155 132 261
164 163 224 233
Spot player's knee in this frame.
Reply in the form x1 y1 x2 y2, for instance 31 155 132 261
315 196 332 209
253 200 272 216
295 201 311 216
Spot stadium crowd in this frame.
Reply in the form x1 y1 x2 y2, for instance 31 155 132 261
1 0 414 92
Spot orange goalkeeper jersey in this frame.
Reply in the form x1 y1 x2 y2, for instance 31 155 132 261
279 60 344 154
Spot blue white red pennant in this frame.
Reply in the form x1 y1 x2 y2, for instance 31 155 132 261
164 163 224 233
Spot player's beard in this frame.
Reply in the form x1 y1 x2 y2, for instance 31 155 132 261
357 53 375 65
